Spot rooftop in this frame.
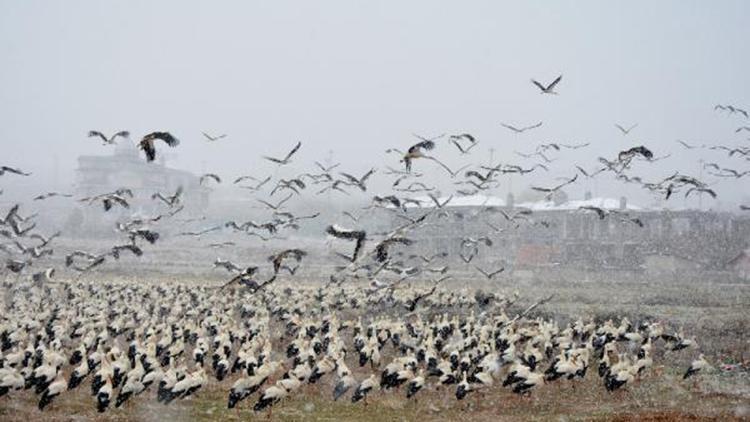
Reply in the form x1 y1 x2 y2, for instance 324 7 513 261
516 197 642 211
404 194 642 211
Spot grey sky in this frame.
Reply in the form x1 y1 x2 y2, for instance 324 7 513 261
1 1 748 208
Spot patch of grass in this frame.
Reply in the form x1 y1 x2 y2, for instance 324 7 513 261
2 370 748 421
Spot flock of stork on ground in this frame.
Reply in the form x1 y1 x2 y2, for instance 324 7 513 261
0 77 748 414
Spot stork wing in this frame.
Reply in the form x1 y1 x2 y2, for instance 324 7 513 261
171 186 184 202
530 79 547 91
262 156 283 164
112 196 130 209
139 139 156 161
0 166 31 176
451 139 467 154
500 123 521 132
525 121 543 131
88 130 109 143
156 132 180 146
234 175 258 184
200 174 221 184
360 168 376 183
255 176 271 189
276 193 294 208
283 141 302 161
475 266 490 278
338 172 360 184
560 142 589 150
547 74 563 90
151 192 169 205
112 131 130 141
256 199 277 209
425 157 455 177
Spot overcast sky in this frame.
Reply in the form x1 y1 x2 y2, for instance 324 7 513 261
1 1 748 209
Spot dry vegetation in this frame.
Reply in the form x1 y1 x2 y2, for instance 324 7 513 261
1 364 748 421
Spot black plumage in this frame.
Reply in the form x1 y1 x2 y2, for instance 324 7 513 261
325 225 367 262
139 132 180 162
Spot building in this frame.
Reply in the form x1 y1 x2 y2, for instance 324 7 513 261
378 193 750 273
73 140 209 235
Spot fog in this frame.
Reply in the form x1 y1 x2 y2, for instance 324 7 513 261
2 3 750 419
1 0 749 209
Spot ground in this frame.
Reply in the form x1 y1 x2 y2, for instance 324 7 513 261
1 274 748 421
2 371 748 421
